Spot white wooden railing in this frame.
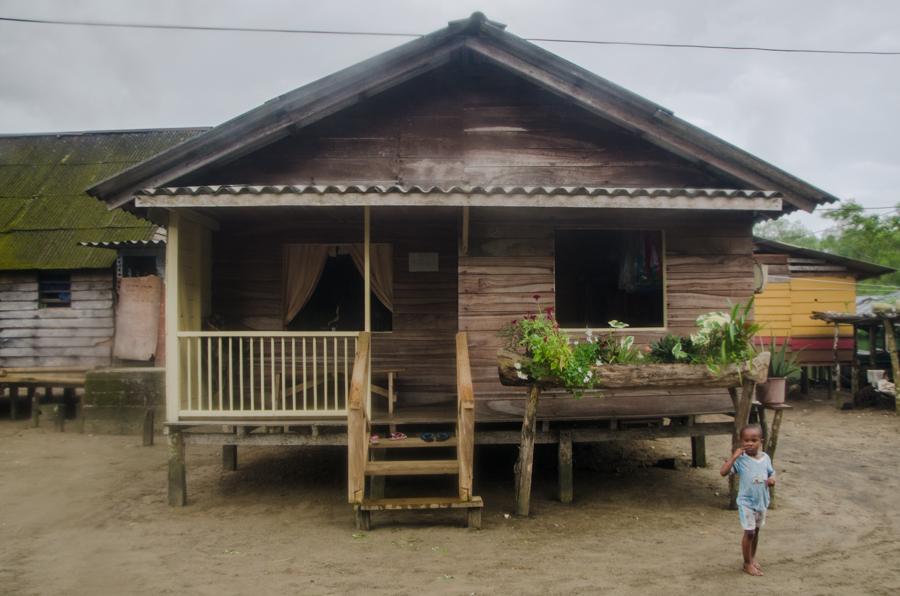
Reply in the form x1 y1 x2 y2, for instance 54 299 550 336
176 331 360 418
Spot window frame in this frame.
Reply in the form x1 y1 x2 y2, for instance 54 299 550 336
37 271 72 309
553 228 668 333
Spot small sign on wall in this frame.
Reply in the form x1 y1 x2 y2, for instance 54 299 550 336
409 252 439 272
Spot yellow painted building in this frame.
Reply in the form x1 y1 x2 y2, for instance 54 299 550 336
753 238 894 364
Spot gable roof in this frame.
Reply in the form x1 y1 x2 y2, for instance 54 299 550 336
88 12 839 213
0 128 207 270
753 236 895 280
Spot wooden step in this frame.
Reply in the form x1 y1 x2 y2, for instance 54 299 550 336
364 459 459 476
357 496 483 511
370 436 457 449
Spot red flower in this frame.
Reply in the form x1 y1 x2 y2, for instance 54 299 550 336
544 306 554 316
533 294 541 302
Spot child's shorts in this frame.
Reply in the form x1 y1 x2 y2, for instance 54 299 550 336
739 505 766 531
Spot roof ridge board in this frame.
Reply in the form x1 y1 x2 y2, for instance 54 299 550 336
87 26 471 208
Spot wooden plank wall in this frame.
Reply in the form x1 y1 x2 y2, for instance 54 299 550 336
210 207 459 403
177 60 739 191
460 208 755 420
0 270 114 367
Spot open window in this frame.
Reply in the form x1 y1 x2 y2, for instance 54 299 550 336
555 230 664 328
283 244 392 332
38 271 71 308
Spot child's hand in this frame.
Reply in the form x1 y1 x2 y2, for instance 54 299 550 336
732 447 744 459
766 477 776 487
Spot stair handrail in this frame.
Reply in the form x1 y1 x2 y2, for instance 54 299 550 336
456 332 475 501
347 331 371 504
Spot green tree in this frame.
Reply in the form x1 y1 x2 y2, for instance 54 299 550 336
754 200 900 296
818 201 900 294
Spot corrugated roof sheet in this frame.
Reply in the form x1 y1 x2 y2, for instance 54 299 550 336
0 128 207 269
138 184 782 199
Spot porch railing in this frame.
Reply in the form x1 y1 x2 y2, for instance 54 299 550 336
176 331 360 418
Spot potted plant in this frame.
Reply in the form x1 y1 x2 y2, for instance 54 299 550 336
756 335 800 405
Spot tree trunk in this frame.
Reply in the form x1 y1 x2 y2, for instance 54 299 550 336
514 385 541 517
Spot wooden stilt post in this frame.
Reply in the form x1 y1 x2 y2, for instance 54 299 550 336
514 384 541 516
54 402 65 432
222 444 237 472
689 415 707 468
765 406 788 508
558 429 573 504
883 318 900 414
867 326 877 369
167 431 186 506
29 387 39 428
800 367 809 395
9 384 18 420
142 409 155 446
832 323 841 408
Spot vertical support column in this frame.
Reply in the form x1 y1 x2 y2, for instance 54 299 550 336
222 444 237 472
832 323 841 408
557 429 573 504
363 206 371 334
851 325 860 396
689 416 706 468
867 326 877 368
9 385 18 420
142 409 155 446
29 387 39 428
883 318 900 414
766 408 785 508
165 210 181 425
167 430 186 506
514 384 541 517
800 367 809 395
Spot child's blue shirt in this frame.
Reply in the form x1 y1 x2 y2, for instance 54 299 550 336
731 452 775 511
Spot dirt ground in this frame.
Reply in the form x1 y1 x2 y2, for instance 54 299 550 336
1 397 899 596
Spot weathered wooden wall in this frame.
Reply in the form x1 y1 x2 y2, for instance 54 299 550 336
460 208 755 420
210 207 459 403
177 61 738 191
0 270 114 367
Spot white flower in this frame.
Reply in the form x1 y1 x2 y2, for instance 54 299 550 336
595 358 604 366
514 361 522 370
516 371 528 380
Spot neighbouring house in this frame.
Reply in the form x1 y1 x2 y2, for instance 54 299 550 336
0 128 206 369
86 13 842 521
753 237 895 369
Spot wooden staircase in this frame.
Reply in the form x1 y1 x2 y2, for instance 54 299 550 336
347 332 482 530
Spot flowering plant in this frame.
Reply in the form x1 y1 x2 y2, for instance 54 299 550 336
499 297 642 394
689 298 761 374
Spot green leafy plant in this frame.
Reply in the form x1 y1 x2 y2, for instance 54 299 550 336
689 298 761 375
758 334 802 379
649 334 694 363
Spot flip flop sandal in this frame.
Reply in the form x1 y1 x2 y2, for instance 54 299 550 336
369 434 380 445
435 432 451 442
389 432 407 440
420 432 435 442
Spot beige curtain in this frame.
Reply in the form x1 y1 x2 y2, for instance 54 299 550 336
283 245 329 325
350 243 393 312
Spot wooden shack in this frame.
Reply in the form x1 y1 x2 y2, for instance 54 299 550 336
87 13 840 522
753 237 894 366
0 129 205 369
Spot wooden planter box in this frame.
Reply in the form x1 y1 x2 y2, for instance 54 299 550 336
497 350 770 390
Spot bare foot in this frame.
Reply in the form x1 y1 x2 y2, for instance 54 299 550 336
752 560 764 574
743 563 764 576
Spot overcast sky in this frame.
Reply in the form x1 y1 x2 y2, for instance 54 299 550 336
1 0 898 231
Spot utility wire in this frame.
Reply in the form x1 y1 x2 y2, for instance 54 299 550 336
2 16 899 56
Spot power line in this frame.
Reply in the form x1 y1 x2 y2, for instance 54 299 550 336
2 16 899 56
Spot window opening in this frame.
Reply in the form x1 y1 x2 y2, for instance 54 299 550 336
555 230 663 328
38 271 72 308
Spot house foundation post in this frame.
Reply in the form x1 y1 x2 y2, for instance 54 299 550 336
167 430 186 506
514 384 541 516
557 429 573 504
222 444 237 471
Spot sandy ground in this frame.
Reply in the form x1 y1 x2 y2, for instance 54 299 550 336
1 397 899 596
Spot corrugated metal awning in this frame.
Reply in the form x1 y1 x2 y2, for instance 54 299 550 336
134 185 783 211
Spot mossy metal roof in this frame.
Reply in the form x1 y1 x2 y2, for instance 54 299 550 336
0 128 207 270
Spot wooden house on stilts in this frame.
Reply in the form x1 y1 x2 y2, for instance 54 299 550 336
88 13 839 527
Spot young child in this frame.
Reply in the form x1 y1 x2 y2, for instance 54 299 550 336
720 424 776 576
